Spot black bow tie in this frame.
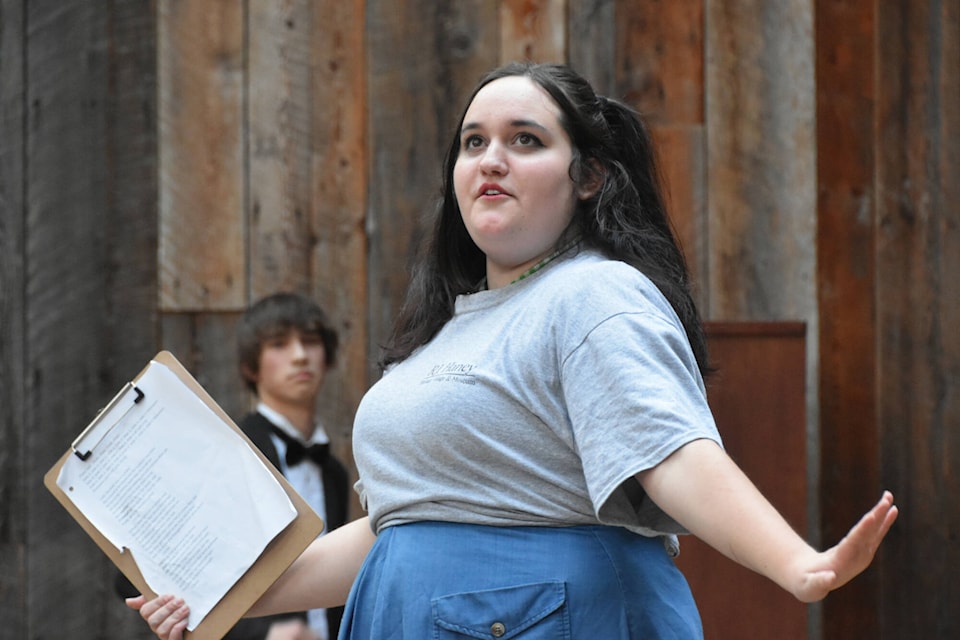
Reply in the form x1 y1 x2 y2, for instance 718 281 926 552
269 425 330 467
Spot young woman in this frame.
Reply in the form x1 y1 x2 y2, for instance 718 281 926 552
130 62 897 640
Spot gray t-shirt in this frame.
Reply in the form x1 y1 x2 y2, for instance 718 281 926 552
354 249 722 543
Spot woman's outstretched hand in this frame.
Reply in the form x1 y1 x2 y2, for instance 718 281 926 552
126 594 189 640
790 491 899 603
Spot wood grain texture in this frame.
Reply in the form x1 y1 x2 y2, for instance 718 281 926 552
676 322 808 639
705 0 816 322
499 0 566 64
652 124 708 310
22 2 158 638
874 1 960 637
0 0 26 636
616 0 703 125
308 0 367 498
158 0 244 311
25 5 114 637
160 312 249 422
616 0 708 312
705 9 820 586
248 0 315 298
567 0 615 95
815 0 882 635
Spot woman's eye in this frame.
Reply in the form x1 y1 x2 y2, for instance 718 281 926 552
463 135 484 150
516 132 541 146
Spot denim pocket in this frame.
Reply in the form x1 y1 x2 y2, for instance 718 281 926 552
431 580 569 639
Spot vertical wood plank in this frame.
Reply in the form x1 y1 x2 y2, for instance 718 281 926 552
814 1 881 636
365 0 499 382
0 0 26 637
616 0 703 125
705 0 816 321
158 0 245 311
499 0 566 64
159 312 198 370
875 1 960 637
160 312 248 422
653 125 707 308
617 0 707 310
677 322 808 639
24 2 158 638
309 0 367 497
704 14 820 631
99 7 161 634
247 0 314 298
25 5 113 637
193 313 248 419
568 0 615 95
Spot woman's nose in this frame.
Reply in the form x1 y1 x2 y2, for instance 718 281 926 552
479 141 507 174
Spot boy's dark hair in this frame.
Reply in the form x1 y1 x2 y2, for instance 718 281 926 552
237 292 339 393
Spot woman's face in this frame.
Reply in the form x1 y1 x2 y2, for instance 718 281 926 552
454 75 585 288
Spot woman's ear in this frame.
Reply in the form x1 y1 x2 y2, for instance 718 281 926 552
577 158 604 200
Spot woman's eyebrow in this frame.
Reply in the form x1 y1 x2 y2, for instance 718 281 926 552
461 119 549 134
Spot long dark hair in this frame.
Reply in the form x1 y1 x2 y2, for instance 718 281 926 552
380 62 709 376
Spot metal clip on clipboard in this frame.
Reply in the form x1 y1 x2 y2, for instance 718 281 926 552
71 382 145 461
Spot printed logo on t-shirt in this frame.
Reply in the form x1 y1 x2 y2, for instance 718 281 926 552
422 362 477 385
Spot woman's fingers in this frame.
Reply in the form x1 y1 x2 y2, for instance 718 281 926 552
128 594 190 640
791 491 898 603
842 491 898 566
820 491 898 596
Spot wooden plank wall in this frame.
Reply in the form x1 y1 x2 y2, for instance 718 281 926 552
818 1 960 638
678 322 809 639
873 1 959 637
816 1 883 636
1 3 160 639
0 1 957 638
0 0 26 638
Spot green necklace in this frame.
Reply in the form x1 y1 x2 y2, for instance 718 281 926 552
509 236 581 285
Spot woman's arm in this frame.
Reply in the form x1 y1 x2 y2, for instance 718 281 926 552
127 517 377 640
636 439 897 603
250 516 376 615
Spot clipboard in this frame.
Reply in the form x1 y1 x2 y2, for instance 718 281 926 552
44 351 324 640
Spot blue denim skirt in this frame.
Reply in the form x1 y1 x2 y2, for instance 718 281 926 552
339 521 702 639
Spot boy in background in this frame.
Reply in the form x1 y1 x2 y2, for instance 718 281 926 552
233 292 350 640
116 292 350 640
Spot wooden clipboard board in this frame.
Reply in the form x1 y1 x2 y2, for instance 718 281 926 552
43 350 324 640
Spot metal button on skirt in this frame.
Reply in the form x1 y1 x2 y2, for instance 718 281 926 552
338 521 703 640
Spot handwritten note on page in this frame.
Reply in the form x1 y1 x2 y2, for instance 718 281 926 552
56 359 297 631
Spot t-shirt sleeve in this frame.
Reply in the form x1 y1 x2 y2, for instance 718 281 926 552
560 302 722 534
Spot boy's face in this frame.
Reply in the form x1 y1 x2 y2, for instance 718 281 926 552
252 328 327 411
